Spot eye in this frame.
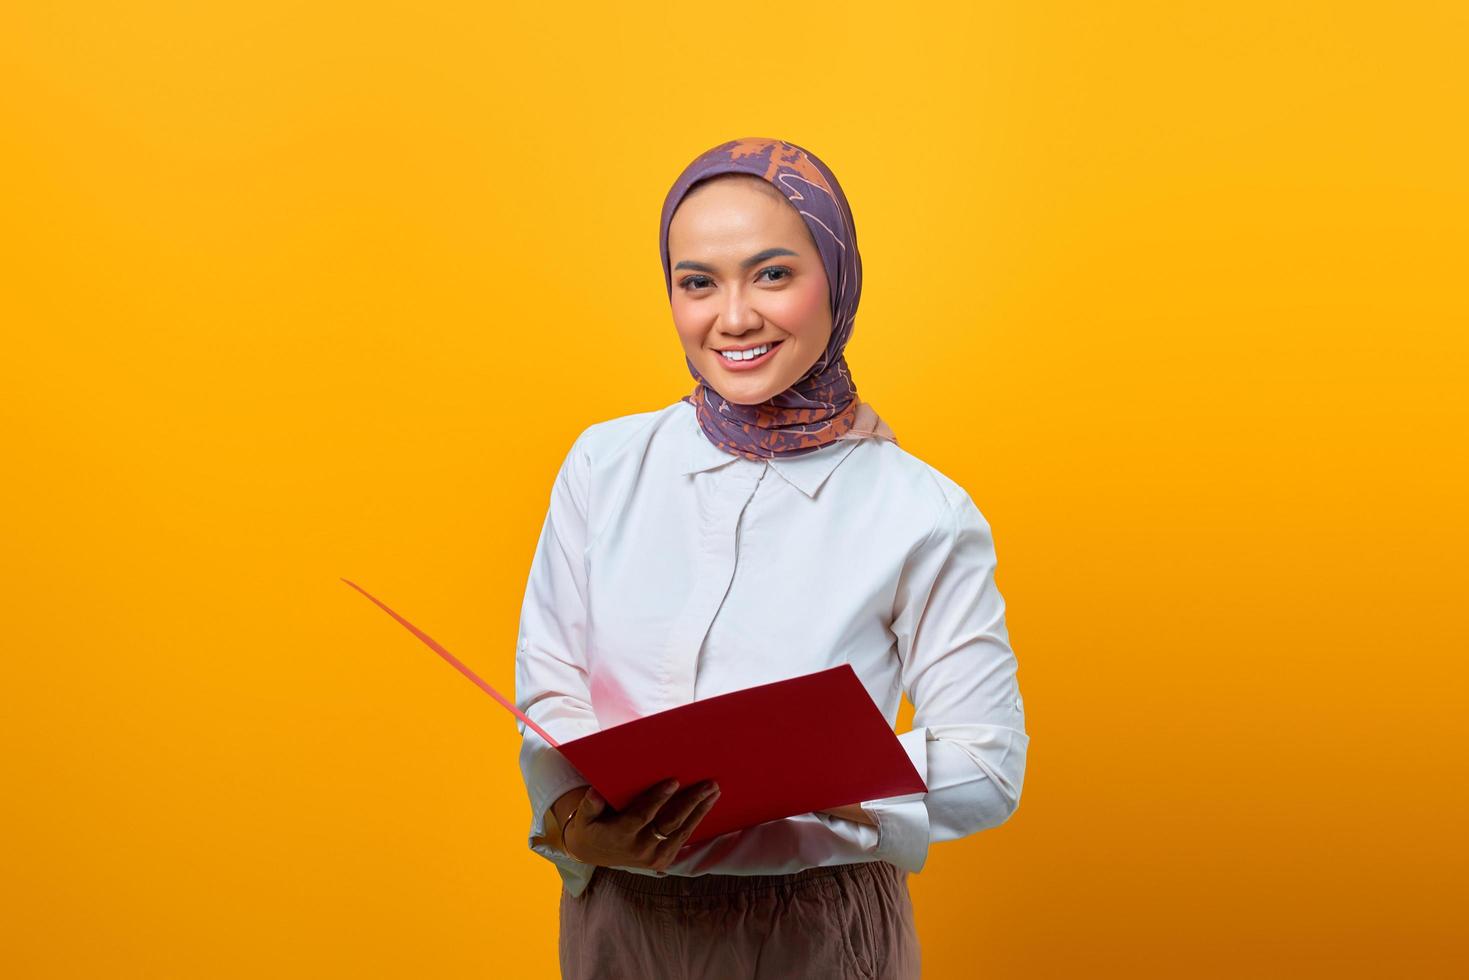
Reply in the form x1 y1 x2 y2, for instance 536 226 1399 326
679 275 713 292
757 266 791 284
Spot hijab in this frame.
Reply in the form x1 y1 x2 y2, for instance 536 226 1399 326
658 137 897 460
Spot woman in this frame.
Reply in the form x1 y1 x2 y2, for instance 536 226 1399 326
515 137 1029 979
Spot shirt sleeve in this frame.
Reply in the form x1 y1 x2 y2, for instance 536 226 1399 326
514 430 601 896
860 485 1030 874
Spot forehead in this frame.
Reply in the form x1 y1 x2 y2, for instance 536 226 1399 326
668 178 809 251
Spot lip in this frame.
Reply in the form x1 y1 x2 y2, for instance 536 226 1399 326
714 340 783 372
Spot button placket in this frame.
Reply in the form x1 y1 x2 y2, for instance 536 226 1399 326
660 461 765 707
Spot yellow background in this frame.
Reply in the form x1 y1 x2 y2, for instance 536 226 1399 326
4 2 1465 977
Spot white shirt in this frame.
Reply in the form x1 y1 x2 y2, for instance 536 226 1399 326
514 398 1028 899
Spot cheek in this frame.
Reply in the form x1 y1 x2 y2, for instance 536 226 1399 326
669 298 703 347
774 281 829 336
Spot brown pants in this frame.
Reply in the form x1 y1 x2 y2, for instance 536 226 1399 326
559 860 921 979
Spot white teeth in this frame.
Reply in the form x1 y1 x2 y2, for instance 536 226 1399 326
722 343 770 361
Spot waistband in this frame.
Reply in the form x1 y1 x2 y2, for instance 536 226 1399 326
590 859 902 899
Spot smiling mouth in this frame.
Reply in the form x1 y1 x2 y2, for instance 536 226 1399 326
715 340 784 365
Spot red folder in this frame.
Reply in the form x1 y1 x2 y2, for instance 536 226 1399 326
344 578 927 845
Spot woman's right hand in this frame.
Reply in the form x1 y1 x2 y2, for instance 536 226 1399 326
563 777 721 870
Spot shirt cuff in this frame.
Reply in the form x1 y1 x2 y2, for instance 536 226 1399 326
520 727 596 832
521 728 600 897
529 832 597 898
868 728 931 873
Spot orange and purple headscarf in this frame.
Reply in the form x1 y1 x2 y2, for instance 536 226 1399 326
659 137 896 461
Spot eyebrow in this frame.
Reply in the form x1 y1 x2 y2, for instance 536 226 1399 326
673 247 799 273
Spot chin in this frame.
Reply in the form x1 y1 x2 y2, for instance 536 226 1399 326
697 343 812 403
716 384 780 406
705 387 762 406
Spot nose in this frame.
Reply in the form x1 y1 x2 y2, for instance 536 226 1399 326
720 283 762 335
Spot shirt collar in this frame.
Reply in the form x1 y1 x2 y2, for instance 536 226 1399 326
679 406 862 499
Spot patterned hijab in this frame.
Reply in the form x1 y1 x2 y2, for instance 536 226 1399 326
659 137 897 460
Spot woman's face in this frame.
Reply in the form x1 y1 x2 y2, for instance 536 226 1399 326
667 176 833 406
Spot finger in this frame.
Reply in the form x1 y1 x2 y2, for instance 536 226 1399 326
651 782 719 832
656 787 721 855
578 787 606 820
651 792 719 869
625 778 681 828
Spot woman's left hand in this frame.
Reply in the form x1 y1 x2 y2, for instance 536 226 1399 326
815 803 877 827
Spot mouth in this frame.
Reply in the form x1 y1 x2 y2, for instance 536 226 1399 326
714 340 784 371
